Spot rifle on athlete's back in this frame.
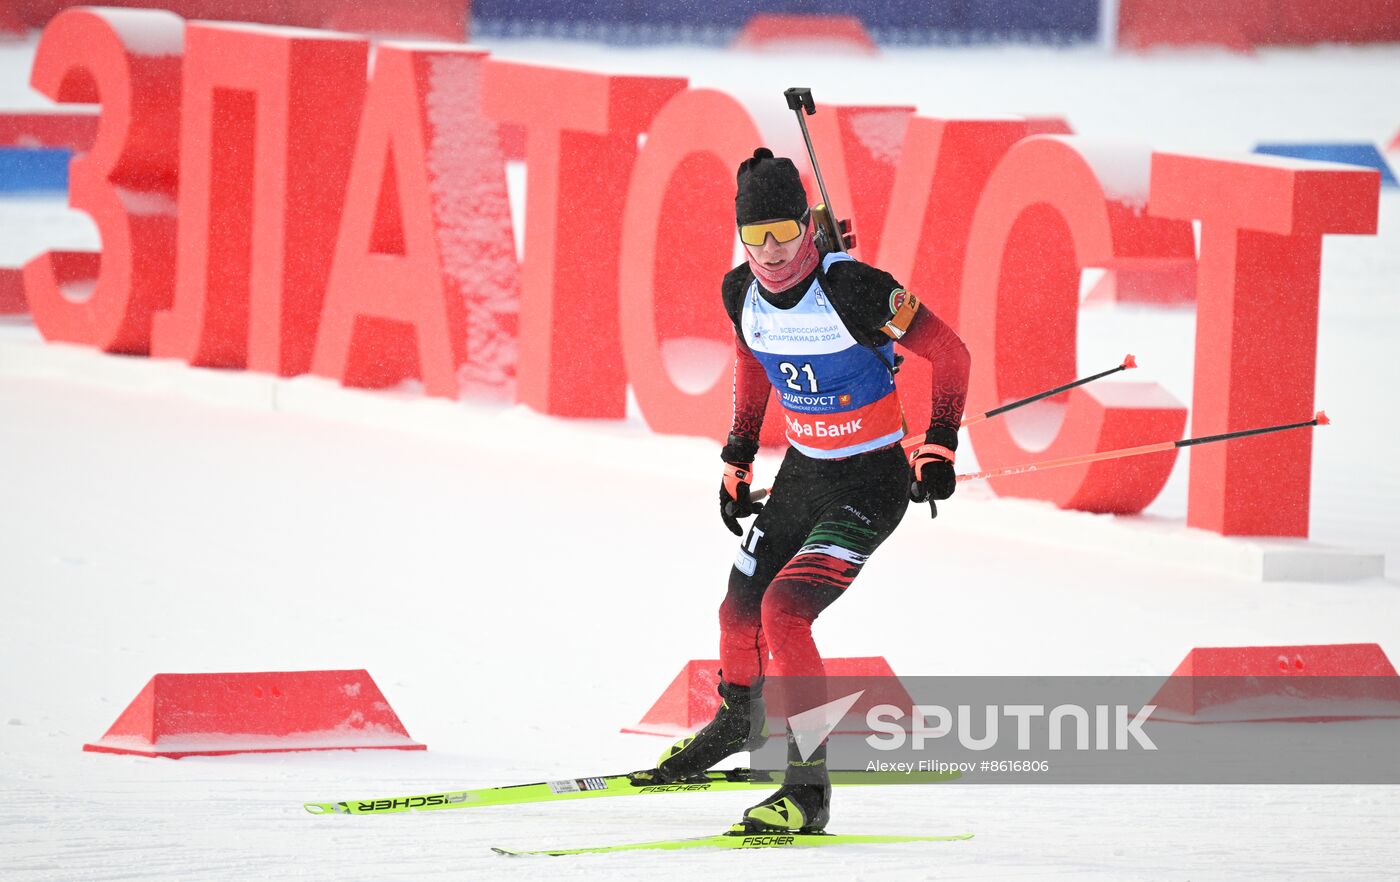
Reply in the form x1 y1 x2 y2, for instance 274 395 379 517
783 88 855 256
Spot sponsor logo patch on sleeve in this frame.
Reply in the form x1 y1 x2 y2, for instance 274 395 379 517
881 288 920 340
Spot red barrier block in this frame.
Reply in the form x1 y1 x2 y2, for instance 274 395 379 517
618 89 761 440
960 137 1189 513
1171 643 1397 677
483 60 686 418
1151 644 1400 722
623 660 721 735
312 44 512 398
732 14 879 55
83 670 425 758
1388 128 1400 154
623 657 901 737
0 110 97 150
1149 152 1380 536
24 8 183 354
153 23 368 376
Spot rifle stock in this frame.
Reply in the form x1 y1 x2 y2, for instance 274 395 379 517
811 203 855 254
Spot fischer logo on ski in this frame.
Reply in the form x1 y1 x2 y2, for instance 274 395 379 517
355 794 460 812
740 835 795 847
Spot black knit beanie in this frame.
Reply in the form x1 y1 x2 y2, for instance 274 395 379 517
735 148 809 226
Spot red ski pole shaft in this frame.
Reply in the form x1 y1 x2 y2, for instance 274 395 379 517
956 411 1329 483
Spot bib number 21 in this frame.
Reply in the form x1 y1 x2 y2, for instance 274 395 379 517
779 362 818 393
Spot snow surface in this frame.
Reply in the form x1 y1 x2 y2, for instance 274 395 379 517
2 34 1400 881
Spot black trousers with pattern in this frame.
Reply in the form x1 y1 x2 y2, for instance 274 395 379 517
719 442 910 686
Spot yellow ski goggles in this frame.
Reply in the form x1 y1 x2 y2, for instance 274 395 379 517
738 217 806 247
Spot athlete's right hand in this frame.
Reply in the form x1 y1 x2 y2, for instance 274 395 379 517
720 462 764 536
908 427 958 518
719 435 764 536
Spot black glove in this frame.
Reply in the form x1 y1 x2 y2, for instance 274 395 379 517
719 434 763 536
908 427 958 518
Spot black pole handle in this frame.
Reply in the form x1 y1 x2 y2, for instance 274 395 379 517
784 87 815 115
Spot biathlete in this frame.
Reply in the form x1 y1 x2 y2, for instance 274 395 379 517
632 148 971 834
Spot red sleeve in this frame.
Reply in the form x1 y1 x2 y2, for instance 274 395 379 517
730 335 770 443
899 309 970 435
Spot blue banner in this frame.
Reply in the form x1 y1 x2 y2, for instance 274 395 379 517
0 148 71 194
473 0 1099 45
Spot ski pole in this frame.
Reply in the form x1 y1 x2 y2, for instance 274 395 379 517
955 411 1329 483
784 87 852 252
895 354 1138 453
748 355 1139 502
959 354 1136 429
749 411 1327 505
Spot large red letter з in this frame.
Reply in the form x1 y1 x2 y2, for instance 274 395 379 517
24 8 183 353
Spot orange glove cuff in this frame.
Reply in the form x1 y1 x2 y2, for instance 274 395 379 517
723 462 753 499
909 444 955 481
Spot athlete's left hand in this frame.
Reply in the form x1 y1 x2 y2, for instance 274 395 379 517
909 428 957 518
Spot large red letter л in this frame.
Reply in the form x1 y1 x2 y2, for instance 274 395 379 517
152 22 367 377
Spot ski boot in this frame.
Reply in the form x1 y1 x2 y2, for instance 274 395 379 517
629 677 767 785
732 738 831 833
